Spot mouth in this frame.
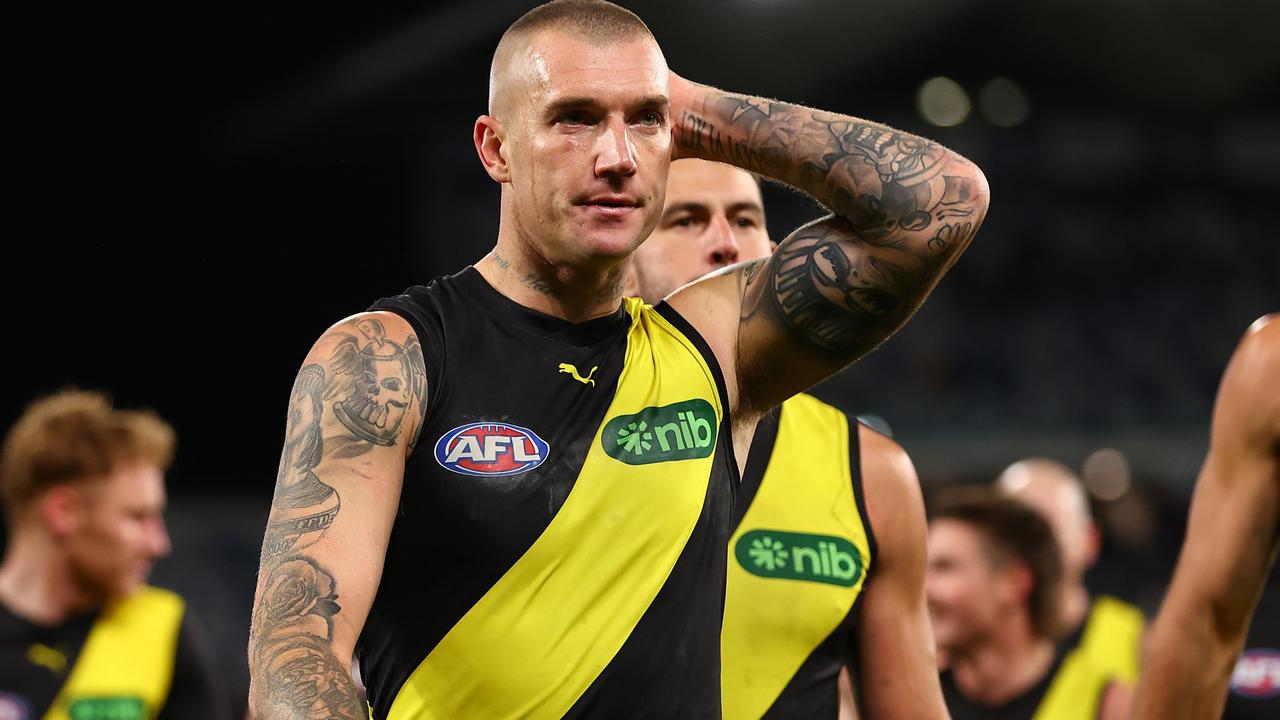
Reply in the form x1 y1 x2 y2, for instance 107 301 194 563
577 195 642 218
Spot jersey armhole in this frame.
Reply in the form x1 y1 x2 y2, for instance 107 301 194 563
849 421 879 571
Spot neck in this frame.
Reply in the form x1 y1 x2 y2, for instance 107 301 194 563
477 231 628 324
0 528 96 625
948 613 1057 707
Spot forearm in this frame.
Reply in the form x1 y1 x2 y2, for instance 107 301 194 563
1133 595 1239 720
248 552 366 720
673 78 986 259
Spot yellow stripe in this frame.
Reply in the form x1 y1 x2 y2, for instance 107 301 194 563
1034 597 1145 720
722 394 872 720
389 300 724 719
44 586 184 720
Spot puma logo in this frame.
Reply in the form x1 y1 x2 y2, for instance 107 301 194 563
558 363 599 387
27 642 68 674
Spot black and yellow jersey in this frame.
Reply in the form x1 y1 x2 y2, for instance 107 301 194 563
358 268 738 719
941 596 1144 720
722 393 876 720
0 586 227 720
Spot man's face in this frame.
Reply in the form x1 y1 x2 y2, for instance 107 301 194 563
63 463 171 600
925 519 1013 655
500 30 672 267
629 159 771 303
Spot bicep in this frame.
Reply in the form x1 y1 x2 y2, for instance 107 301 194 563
851 427 947 719
735 216 939 413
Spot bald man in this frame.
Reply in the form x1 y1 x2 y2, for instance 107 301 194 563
246 0 988 717
627 158 947 719
996 459 1142 717
1133 314 1280 719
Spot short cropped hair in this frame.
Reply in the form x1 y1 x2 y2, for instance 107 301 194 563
1 389 175 523
502 0 653 47
930 486 1065 640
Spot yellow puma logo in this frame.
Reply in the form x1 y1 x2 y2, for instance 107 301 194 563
558 362 599 387
27 642 68 674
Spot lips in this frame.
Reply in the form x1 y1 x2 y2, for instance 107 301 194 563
576 194 642 217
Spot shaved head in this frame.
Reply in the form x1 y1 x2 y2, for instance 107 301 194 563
490 0 656 118
996 458 1098 583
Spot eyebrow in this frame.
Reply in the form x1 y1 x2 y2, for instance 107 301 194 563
544 94 670 116
662 200 764 221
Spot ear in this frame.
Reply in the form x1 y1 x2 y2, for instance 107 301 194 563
1083 520 1102 569
768 240 778 252
1006 562 1035 604
473 114 510 183
39 485 83 539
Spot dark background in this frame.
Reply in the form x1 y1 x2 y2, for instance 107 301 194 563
6 0 1278 713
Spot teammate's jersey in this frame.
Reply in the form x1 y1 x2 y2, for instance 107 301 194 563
357 268 738 719
0 585 224 720
722 394 876 720
941 596 1144 720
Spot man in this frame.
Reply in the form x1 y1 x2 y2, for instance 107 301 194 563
996 459 1143 710
246 1 989 717
625 157 946 719
0 389 227 720
927 488 1129 720
1133 313 1280 720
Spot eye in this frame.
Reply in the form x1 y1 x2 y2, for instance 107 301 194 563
673 216 695 228
733 217 758 229
637 110 663 127
558 110 592 126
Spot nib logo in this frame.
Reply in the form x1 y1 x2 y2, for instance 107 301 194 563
603 399 717 465
735 530 864 587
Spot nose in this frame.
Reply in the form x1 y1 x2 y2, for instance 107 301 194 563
594 120 637 179
149 517 172 559
706 214 740 267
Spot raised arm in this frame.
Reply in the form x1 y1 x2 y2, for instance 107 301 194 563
851 425 949 719
1132 314 1280 720
248 312 427 719
665 74 989 413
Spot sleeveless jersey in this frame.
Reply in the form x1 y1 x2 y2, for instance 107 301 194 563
357 268 738 719
942 596 1144 720
0 585 185 720
722 394 876 720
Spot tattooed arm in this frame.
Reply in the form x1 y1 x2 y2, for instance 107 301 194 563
248 313 427 719
664 74 989 414
1133 315 1280 720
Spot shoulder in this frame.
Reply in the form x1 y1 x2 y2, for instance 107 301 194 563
854 423 927 568
1214 313 1280 443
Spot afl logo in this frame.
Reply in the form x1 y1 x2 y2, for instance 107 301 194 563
1230 648 1280 698
434 422 550 477
0 692 30 720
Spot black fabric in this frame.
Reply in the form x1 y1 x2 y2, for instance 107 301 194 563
0 601 96 717
940 646 1069 720
734 405 780 527
357 270 736 718
156 610 231 720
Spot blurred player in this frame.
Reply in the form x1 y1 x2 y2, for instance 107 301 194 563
996 459 1143 708
626 158 947 719
1133 313 1280 719
927 487 1132 719
0 389 228 719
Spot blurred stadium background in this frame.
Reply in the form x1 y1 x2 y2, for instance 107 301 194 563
6 0 1278 713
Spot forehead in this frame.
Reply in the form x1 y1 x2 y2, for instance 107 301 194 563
95 463 166 505
929 519 986 560
664 160 763 210
523 30 668 107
